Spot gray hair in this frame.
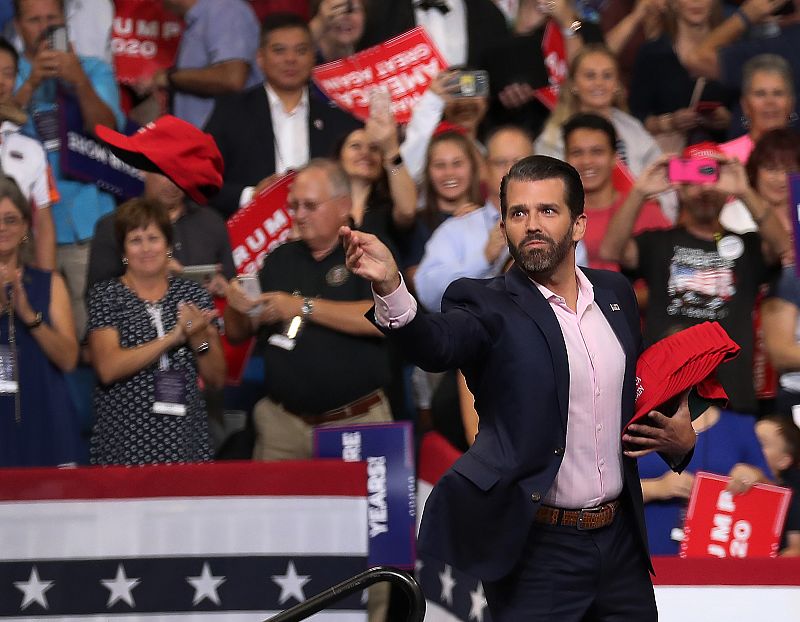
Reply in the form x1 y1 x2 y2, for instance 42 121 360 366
742 54 795 96
301 158 352 198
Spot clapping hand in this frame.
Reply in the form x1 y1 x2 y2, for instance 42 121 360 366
177 301 217 343
0 267 37 327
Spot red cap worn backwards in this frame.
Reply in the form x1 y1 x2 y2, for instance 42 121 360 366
625 322 740 435
94 115 223 205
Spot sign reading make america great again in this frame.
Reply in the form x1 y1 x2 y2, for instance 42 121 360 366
312 27 448 124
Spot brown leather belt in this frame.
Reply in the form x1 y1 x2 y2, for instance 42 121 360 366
298 390 384 425
534 499 620 530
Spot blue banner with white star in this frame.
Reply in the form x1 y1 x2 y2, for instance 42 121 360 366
0 461 369 619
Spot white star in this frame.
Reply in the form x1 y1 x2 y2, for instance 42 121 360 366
187 562 226 606
100 563 140 607
14 566 54 610
468 582 488 622
439 564 456 606
271 561 311 605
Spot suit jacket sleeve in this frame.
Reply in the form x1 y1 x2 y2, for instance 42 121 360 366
204 95 250 218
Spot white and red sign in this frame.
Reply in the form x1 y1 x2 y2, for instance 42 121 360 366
533 20 567 111
112 0 183 85
680 471 793 559
227 172 296 277
312 27 447 124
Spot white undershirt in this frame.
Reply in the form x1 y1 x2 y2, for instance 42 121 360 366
414 0 467 67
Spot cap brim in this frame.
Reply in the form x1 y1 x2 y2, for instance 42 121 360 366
94 125 164 176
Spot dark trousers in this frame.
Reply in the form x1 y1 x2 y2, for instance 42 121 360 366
483 505 657 621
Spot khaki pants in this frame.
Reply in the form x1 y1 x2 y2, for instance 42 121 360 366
252 391 392 461
57 243 90 340
252 391 393 621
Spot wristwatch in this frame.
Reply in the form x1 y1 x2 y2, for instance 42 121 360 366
194 341 210 356
561 20 582 38
385 153 403 175
24 311 43 330
301 297 314 319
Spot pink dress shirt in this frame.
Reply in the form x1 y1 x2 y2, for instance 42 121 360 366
374 268 626 509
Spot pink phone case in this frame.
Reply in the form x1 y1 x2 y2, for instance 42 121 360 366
668 158 719 184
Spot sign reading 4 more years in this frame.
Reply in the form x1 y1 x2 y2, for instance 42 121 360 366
314 422 416 569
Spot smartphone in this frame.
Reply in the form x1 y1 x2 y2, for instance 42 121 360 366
368 86 391 118
668 158 720 185
43 24 68 52
237 274 263 317
181 264 217 284
451 70 490 98
696 101 722 115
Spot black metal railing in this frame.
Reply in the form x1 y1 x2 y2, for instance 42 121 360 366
263 566 426 622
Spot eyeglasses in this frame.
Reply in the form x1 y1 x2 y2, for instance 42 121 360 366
0 215 23 227
286 196 343 214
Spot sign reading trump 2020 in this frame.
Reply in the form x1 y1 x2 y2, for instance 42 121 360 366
112 0 183 85
680 471 792 558
312 27 447 124
314 422 416 569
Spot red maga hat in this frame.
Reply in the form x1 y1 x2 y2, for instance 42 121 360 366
626 322 740 434
94 115 223 205
682 141 724 160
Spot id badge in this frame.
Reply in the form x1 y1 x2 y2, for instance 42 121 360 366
32 109 61 152
152 369 187 416
0 345 17 393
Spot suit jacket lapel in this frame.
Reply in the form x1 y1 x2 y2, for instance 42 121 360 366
308 95 327 157
593 285 637 429
253 87 276 173
505 266 569 432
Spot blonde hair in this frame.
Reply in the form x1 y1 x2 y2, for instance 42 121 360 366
538 45 626 153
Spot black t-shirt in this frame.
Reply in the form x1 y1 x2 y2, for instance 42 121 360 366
257 240 391 415
629 227 771 413
780 467 800 550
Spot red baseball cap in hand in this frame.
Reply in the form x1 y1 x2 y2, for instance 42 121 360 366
626 322 740 435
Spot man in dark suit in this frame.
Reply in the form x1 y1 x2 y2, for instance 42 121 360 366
204 12 359 218
357 0 508 69
341 155 697 621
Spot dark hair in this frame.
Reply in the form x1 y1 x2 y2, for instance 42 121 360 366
500 155 584 221
310 0 366 17
422 130 482 231
260 12 311 47
760 414 800 470
0 38 19 71
746 128 800 188
0 175 31 224
562 113 618 153
114 198 173 251
13 0 64 16
334 126 391 206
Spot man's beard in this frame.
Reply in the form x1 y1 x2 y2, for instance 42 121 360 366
507 224 575 277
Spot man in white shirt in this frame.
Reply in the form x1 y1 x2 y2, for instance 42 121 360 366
204 12 358 219
0 38 56 269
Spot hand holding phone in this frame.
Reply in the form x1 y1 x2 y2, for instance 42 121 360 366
447 70 490 98
42 25 68 52
668 158 720 185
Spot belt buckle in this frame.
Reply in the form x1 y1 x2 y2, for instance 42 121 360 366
576 505 602 530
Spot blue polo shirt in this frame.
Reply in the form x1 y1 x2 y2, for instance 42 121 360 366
174 0 263 128
15 55 125 244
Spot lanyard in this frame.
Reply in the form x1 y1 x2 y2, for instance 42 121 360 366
145 303 169 372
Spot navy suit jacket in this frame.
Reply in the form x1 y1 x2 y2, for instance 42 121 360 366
204 84 360 218
387 265 653 582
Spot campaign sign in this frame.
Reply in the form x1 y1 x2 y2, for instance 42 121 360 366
790 173 800 276
227 172 296 276
112 0 183 85
312 27 447 124
58 94 144 199
680 472 793 559
314 422 416 569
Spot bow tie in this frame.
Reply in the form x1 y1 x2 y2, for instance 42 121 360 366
414 0 450 14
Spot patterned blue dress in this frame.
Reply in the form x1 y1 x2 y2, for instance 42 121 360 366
87 277 214 465
0 268 81 466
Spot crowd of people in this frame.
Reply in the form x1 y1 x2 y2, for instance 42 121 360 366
0 0 798 581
